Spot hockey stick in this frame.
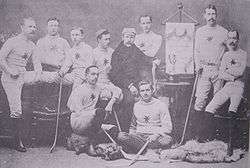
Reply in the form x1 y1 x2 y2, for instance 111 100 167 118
103 129 149 168
113 109 122 132
50 78 63 153
178 72 200 145
128 140 150 166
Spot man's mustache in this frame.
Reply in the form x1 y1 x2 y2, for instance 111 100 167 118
208 18 215 22
229 42 236 46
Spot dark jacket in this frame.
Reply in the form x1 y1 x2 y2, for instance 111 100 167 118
109 42 152 89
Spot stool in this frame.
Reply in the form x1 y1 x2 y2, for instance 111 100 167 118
22 82 72 147
30 109 71 147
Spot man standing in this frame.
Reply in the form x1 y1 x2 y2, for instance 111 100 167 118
109 28 152 132
67 65 121 155
58 27 93 89
193 5 228 141
118 80 172 159
135 15 162 82
35 17 70 73
93 29 114 85
194 5 228 112
205 30 247 118
0 17 41 152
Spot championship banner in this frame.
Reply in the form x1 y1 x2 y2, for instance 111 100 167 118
165 22 195 75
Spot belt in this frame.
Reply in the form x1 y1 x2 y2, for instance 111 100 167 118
41 63 61 72
200 61 217 66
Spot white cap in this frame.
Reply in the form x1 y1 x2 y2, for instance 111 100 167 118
122 28 136 36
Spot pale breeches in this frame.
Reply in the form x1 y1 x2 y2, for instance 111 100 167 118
205 82 244 113
194 69 223 111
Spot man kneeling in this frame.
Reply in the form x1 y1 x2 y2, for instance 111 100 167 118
117 80 172 159
67 65 122 155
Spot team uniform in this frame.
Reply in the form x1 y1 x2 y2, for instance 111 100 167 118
60 41 93 89
135 31 162 81
0 35 41 118
34 34 70 82
118 98 172 153
135 31 162 58
194 25 228 111
205 49 247 113
67 82 122 143
93 46 114 84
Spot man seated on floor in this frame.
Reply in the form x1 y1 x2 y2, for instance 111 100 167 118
205 29 247 118
117 80 172 158
67 65 122 155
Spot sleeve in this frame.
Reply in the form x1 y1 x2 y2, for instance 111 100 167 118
226 52 247 78
60 49 73 74
102 83 123 102
194 29 202 71
109 49 124 88
67 87 86 113
158 102 172 135
63 39 71 53
34 39 46 65
218 53 234 81
143 35 162 58
0 39 14 74
31 45 42 72
129 109 137 134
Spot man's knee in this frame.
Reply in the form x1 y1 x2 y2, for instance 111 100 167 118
158 135 172 147
117 132 130 142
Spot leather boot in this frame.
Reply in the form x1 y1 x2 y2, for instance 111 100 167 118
11 118 27 152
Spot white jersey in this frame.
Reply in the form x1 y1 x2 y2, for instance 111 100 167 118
35 35 70 67
195 25 228 69
93 46 114 84
131 98 172 135
63 42 93 70
135 31 162 58
219 49 247 84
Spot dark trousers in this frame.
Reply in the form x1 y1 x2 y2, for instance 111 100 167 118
114 88 135 133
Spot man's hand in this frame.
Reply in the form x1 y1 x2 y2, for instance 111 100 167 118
147 134 160 143
105 102 113 113
9 69 19 79
153 58 161 66
57 70 65 78
129 85 138 96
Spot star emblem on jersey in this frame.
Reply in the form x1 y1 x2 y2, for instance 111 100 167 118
230 59 236 65
75 53 80 59
50 45 57 51
22 53 28 59
206 36 213 41
90 93 95 100
144 115 150 123
103 58 109 66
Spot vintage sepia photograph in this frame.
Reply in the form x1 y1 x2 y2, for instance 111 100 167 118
0 0 249 168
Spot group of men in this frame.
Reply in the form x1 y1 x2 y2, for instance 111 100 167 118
193 5 247 142
0 3 247 160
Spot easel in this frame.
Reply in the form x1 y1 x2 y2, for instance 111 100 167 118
161 2 199 145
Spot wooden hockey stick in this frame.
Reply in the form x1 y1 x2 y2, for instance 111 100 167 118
113 109 122 132
178 72 200 145
50 78 63 153
128 140 150 166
